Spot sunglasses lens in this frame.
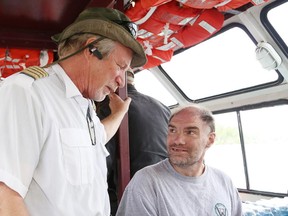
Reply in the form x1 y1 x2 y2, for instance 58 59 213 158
113 20 138 38
127 22 138 38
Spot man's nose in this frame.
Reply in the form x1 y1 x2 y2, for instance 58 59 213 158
116 73 125 88
174 133 186 145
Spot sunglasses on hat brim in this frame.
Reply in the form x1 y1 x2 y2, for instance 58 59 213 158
112 20 138 39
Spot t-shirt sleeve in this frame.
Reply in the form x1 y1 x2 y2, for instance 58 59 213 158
231 183 243 215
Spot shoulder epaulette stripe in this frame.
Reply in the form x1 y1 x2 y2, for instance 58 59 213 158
21 66 49 80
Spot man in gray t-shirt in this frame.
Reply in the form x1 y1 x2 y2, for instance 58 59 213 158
116 104 243 216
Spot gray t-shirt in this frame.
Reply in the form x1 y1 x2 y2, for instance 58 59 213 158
116 159 243 216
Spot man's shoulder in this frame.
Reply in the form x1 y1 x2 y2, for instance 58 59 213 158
129 92 170 111
20 66 49 80
208 166 234 182
134 160 166 178
1 67 49 89
129 161 166 187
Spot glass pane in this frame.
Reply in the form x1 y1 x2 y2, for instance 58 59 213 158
161 27 279 100
267 1 288 45
134 70 177 106
205 112 246 189
241 105 288 193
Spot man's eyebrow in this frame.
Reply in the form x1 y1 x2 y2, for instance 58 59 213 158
185 126 198 130
120 58 131 70
168 125 199 131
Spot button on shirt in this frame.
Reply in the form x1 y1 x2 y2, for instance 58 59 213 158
0 64 110 216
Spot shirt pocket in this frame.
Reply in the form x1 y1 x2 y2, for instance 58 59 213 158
60 128 96 186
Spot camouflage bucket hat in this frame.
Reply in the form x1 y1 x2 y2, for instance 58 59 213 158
51 7 147 68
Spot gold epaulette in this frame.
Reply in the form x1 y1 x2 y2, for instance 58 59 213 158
21 66 49 80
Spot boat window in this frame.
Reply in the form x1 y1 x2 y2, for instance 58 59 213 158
267 1 288 47
205 112 246 189
206 104 288 194
134 69 177 106
161 26 279 100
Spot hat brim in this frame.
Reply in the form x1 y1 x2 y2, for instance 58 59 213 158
52 19 147 68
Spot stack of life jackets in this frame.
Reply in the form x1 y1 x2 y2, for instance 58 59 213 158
125 0 270 69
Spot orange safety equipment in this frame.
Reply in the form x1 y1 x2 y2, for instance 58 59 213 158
0 48 54 78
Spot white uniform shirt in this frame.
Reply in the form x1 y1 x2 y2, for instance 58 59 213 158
0 64 110 216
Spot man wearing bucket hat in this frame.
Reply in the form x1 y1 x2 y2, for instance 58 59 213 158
0 7 146 216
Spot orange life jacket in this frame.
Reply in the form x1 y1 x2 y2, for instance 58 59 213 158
165 8 224 50
125 0 224 69
0 48 54 78
175 0 228 9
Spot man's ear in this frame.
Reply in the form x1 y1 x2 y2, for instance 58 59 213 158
206 132 216 148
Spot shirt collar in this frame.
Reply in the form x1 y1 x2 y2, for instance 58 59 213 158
51 64 82 98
